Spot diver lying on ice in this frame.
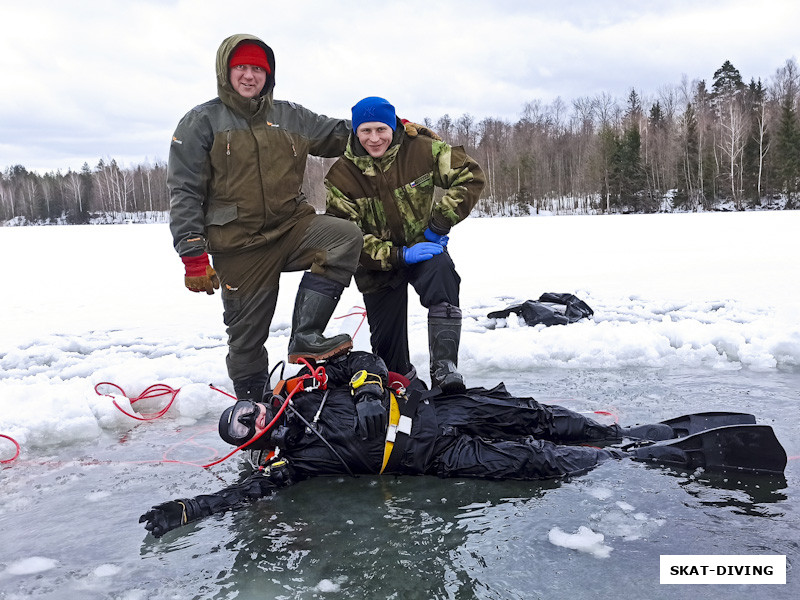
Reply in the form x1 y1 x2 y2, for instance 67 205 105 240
140 352 787 538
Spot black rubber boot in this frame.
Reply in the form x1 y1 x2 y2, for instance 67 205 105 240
232 371 270 402
428 303 466 393
287 273 352 364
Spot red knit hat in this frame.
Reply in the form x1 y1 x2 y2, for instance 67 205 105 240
229 43 271 73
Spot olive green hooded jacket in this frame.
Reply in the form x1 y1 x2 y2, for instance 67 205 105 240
324 122 484 294
168 34 350 257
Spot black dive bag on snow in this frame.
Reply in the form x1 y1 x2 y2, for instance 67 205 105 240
488 293 593 326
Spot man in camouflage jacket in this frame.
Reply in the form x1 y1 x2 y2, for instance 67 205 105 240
168 33 364 402
325 97 485 392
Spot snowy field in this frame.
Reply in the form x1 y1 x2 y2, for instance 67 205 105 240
1 211 799 599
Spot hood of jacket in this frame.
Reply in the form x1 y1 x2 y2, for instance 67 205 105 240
215 33 276 117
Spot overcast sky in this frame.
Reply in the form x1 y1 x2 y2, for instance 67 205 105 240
2 0 798 174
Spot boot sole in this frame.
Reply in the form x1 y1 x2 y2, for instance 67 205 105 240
288 340 353 364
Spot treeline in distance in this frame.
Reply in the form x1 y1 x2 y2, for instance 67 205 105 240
2 58 798 225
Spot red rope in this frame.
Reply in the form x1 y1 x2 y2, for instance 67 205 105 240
159 425 223 469
94 382 181 421
299 357 328 389
200 365 325 468
93 359 327 469
209 384 236 400
3 381 241 470
1 434 20 464
333 306 368 342
592 410 619 423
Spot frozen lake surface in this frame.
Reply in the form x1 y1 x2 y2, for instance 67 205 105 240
1 212 799 598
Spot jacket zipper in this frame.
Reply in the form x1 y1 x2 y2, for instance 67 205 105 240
284 130 297 156
225 131 231 195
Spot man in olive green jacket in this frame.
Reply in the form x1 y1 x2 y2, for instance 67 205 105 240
325 97 485 392
168 33 363 401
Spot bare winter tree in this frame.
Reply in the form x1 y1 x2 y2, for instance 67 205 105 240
718 99 748 209
65 169 84 214
753 93 771 201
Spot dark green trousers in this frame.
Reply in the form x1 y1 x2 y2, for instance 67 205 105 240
212 214 361 381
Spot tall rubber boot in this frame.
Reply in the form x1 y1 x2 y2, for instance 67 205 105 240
232 371 270 402
428 302 466 393
287 272 352 364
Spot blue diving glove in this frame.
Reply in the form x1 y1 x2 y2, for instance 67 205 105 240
423 228 449 246
402 242 444 265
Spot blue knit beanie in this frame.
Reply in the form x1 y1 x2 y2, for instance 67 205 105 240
351 96 396 132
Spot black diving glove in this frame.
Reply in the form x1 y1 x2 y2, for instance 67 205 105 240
356 398 388 440
350 370 389 441
139 498 197 538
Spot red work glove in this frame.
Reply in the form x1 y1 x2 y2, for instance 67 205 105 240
181 253 220 295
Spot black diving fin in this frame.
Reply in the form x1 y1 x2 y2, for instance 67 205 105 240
660 411 756 437
630 424 787 475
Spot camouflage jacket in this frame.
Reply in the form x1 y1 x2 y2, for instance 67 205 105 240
325 123 484 293
168 33 350 257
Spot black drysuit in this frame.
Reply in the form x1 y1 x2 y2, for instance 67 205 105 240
140 353 624 537
283 381 619 481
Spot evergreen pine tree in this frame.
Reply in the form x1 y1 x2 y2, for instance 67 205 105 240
776 94 800 207
742 79 766 207
711 60 745 99
612 90 646 210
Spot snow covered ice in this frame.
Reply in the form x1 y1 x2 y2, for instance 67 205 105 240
1 210 799 455
1 211 799 600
